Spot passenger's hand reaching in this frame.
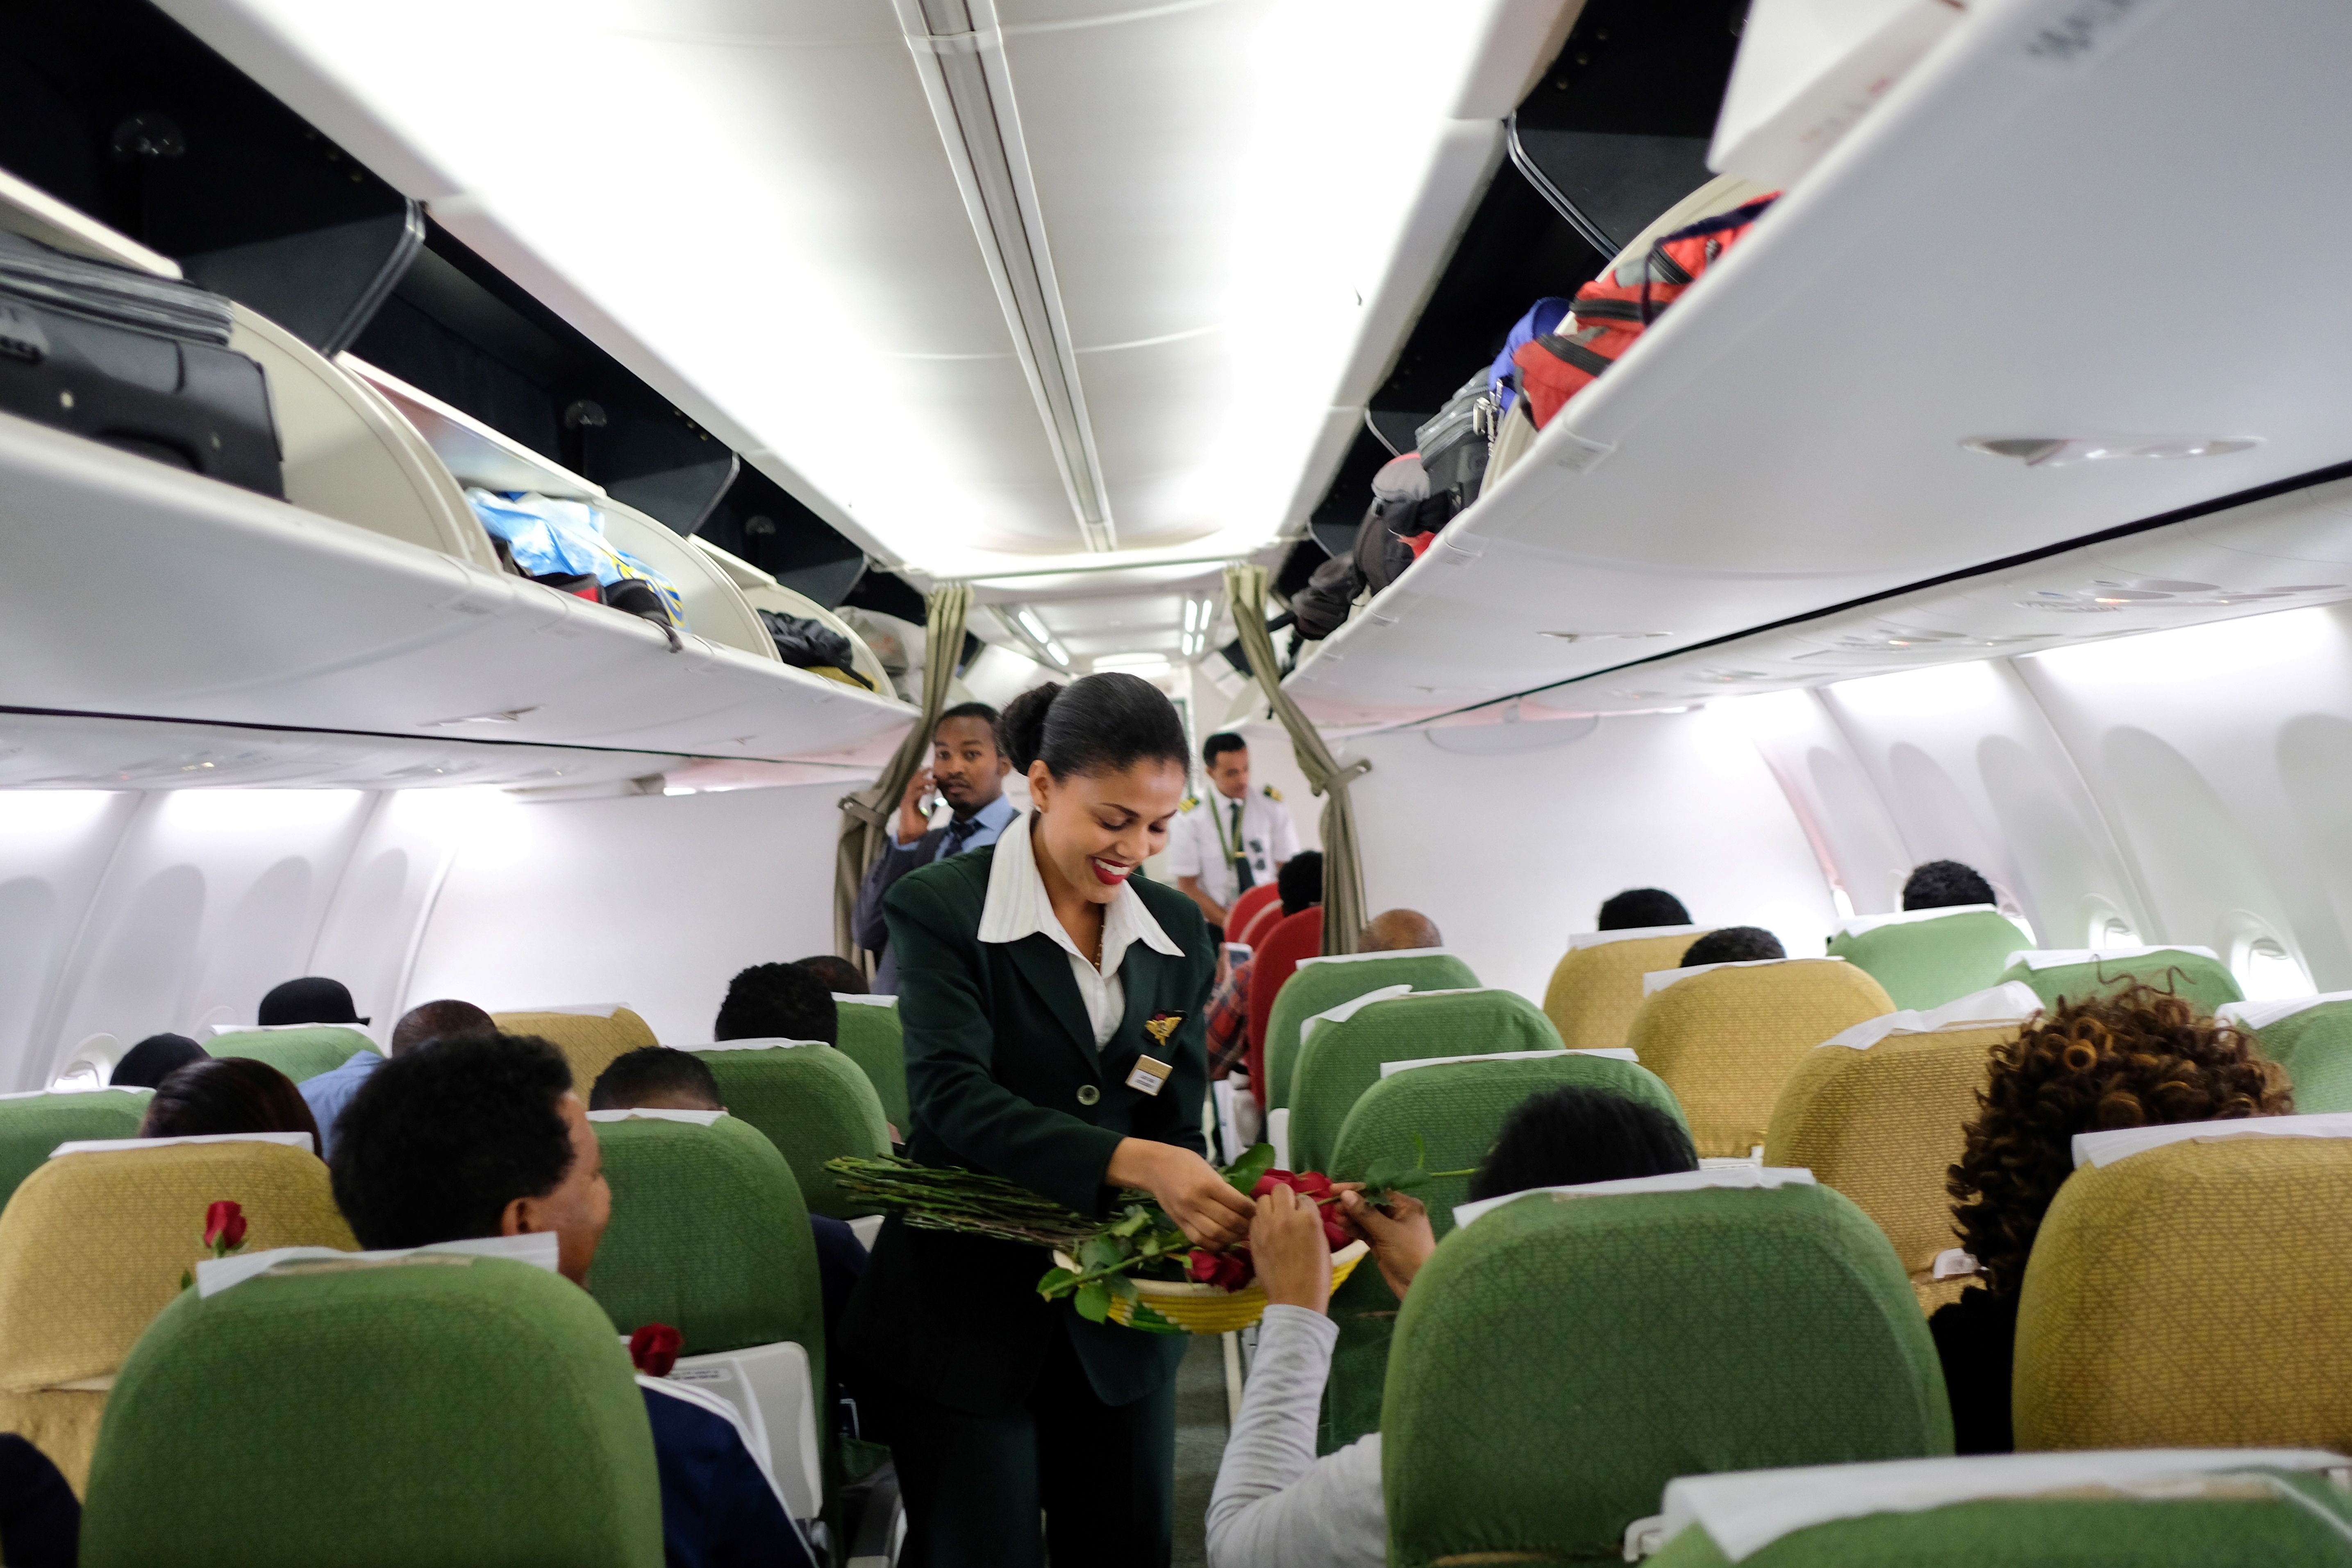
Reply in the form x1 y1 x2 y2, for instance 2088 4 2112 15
1250 1184 1333 1313
1338 1189 1437 1301
1109 1139 1254 1249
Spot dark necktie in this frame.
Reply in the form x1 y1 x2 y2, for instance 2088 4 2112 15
940 815 982 861
1230 801 1254 891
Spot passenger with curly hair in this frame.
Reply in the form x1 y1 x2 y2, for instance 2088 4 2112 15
1931 985 2291 1452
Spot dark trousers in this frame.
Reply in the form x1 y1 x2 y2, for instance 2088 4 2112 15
864 1327 1177 1568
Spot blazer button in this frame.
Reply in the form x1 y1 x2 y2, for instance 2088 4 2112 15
1076 1084 1101 1106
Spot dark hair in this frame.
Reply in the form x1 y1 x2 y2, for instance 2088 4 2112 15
998 675 1189 779
331 1032 577 1250
1950 986 2288 1296
1598 888 1690 930
111 1033 207 1089
1203 732 1248 766
389 999 494 1058
934 701 1002 754
590 1046 723 1112
715 962 839 1045
141 1057 323 1158
1682 926 1784 966
794 955 869 996
257 976 364 1027
1277 850 1324 917
1903 860 1997 911
1466 1086 1697 1202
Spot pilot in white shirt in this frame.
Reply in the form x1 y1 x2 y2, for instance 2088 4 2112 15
1168 732 1300 930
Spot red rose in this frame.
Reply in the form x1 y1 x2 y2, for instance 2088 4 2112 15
629 1323 683 1379
1187 1249 1252 1291
1322 1218 1351 1252
203 1200 246 1252
1251 1170 1296 1199
1288 1172 1334 1202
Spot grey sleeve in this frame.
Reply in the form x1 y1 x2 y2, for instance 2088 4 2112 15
1206 1305 1387 1568
851 835 926 952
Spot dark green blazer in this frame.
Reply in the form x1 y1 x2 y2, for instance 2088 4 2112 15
840 843 1215 1415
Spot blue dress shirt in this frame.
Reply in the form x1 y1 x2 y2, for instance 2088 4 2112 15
297 1050 382 1160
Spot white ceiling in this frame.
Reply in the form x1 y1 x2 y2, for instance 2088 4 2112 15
159 0 1572 582
1287 0 2352 727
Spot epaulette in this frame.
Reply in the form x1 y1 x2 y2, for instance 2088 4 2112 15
1262 784 1283 802
1179 795 1198 812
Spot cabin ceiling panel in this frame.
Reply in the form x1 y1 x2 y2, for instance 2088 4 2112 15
1290 0 2352 725
163 0 1532 578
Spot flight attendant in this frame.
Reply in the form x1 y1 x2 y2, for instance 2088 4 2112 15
1169 732 1300 934
843 673 1253 1568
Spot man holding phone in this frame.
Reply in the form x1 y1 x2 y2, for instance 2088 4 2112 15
851 701 1015 992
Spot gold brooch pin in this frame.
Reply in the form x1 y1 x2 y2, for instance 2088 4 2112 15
1144 1013 1182 1046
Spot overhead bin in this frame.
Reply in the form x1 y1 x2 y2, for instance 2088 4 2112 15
1286 0 2352 728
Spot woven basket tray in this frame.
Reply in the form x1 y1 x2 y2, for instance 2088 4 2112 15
1053 1240 1370 1335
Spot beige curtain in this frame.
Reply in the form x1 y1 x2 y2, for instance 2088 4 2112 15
834 583 973 963
1223 562 1370 957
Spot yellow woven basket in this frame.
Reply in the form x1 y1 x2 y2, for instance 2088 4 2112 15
1053 1240 1370 1335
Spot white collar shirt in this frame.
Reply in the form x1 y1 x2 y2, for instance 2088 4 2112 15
977 809 1184 1050
1166 786 1301 909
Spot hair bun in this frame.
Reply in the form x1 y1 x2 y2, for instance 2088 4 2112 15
998 682 1062 773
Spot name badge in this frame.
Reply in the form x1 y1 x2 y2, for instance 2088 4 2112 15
1125 1054 1174 1097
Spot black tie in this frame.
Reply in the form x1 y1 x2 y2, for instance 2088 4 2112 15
941 815 982 859
1230 801 1254 892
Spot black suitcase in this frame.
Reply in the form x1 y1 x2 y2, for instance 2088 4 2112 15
0 234 282 498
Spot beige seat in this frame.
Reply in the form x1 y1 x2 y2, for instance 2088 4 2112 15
0 1138 353 1492
1542 926 1713 1050
1765 1015 2022 1311
1629 960 1893 1158
492 1007 659 1093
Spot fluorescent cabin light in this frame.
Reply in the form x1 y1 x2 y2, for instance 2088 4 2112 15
1963 435 2260 467
1095 654 1171 675
1046 640 1070 666
1017 608 1051 643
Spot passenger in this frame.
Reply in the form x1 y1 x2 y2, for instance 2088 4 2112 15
1170 732 1302 937
794 954 869 995
109 1032 207 1089
1356 909 1442 952
1277 849 1324 917
1206 945 1254 1079
1934 986 2289 1454
301 998 493 1161
1679 925 1784 966
255 975 367 1027
1903 859 1997 910
589 1046 871 1352
0 1434 78 1568
332 1033 810 1568
1596 887 1690 929
1209 1089 1697 1568
852 702 1016 993
714 962 838 1045
140 1058 323 1158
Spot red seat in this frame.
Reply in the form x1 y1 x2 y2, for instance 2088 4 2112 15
1225 884 1281 945
1245 907 1323 1107
1232 897 1286 952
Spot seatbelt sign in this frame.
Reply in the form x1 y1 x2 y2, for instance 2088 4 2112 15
1125 1055 1174 1097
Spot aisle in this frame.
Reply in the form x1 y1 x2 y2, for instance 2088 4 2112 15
1170 1333 1232 1568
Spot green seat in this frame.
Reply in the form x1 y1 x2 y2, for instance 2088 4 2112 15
82 1252 663 1566
588 1114 824 1368
0 1091 148 1212
1829 910 2029 1011
2230 996 2352 1113
1999 948 2243 1016
1320 1052 1688 1452
1382 1178 1950 1568
1289 989 1562 1177
692 1045 891 1219
211 1026 378 1084
1649 1459 2352 1567
831 997 909 1132
1264 950 1480 1112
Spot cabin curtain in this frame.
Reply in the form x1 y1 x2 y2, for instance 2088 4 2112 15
1223 561 1370 957
834 582 973 966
